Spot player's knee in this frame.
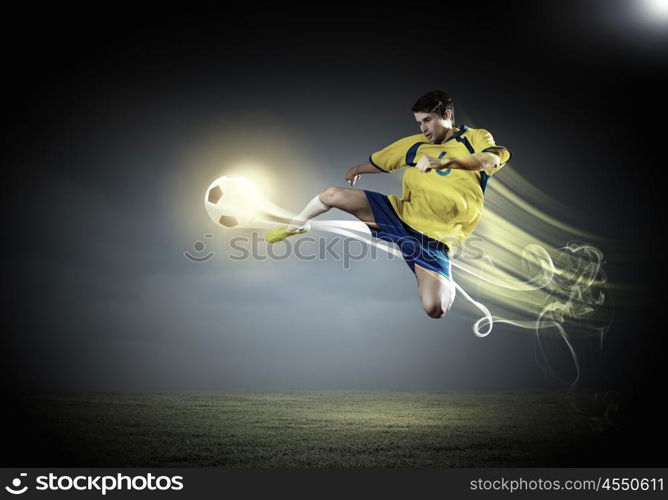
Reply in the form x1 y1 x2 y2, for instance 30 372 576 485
319 186 345 207
422 296 453 319
423 301 446 319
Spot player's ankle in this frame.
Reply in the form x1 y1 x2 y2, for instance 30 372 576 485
287 222 310 231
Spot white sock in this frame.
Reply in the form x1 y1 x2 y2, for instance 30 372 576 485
287 194 330 230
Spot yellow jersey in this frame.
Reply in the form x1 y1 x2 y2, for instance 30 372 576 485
369 125 511 249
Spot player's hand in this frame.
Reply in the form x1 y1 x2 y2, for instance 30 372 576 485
415 155 443 173
345 166 360 186
416 154 443 173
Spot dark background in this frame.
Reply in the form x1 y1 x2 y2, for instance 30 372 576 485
2 1 666 465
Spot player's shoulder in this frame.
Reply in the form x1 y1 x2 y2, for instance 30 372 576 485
396 132 429 144
462 125 491 137
463 126 500 144
379 133 430 150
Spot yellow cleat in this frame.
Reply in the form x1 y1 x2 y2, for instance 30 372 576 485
264 225 310 243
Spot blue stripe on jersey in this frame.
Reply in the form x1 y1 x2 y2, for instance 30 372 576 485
368 155 388 172
456 135 475 154
441 125 469 144
480 171 490 193
405 142 429 166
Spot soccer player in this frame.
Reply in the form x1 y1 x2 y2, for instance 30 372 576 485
264 90 511 318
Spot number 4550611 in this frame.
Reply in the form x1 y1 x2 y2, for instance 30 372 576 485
601 478 663 491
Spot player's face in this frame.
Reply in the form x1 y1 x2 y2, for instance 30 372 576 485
414 111 451 143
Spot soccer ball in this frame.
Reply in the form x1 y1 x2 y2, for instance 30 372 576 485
204 176 262 228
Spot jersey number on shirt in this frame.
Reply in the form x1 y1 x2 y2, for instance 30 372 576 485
435 152 451 177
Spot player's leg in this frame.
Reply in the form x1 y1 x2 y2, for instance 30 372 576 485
415 264 456 319
318 186 380 230
265 187 379 242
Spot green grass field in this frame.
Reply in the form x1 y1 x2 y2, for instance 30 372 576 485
19 391 620 467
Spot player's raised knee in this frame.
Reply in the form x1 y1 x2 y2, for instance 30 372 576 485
423 301 445 319
319 186 346 207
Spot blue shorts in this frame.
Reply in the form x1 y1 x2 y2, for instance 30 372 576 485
363 190 452 281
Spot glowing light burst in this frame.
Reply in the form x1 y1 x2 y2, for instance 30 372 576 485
205 175 297 229
644 0 668 20
205 170 614 390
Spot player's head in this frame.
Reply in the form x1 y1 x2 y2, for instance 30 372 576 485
412 91 455 143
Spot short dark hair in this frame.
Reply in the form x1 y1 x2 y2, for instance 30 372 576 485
411 91 454 122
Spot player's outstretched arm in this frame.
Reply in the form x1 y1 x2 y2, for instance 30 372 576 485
416 152 501 174
345 162 384 186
